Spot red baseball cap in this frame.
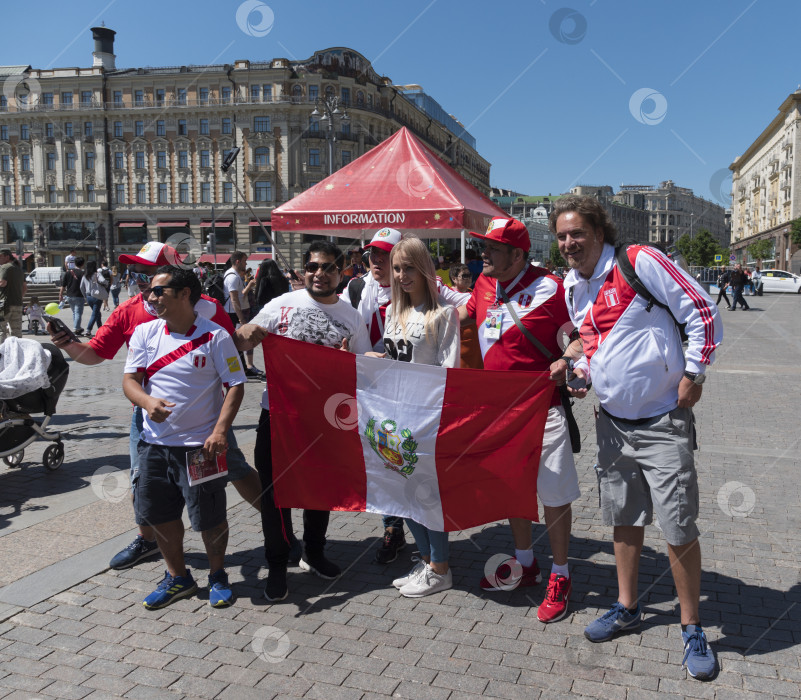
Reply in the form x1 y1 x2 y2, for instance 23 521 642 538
118 241 180 267
364 227 402 253
470 217 530 252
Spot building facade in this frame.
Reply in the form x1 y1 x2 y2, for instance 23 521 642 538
729 90 801 272
0 28 491 269
570 185 651 245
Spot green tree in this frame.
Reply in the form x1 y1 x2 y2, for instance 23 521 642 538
747 239 774 264
550 240 565 267
790 218 801 246
676 228 726 267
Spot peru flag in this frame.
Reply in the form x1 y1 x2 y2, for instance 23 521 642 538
265 335 554 532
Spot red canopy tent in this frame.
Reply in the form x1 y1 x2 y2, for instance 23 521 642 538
271 127 507 241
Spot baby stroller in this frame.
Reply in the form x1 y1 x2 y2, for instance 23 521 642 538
0 339 69 470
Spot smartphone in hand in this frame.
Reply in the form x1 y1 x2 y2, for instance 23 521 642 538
44 315 80 343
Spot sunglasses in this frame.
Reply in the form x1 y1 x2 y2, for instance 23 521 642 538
149 285 182 297
304 261 339 274
131 271 157 284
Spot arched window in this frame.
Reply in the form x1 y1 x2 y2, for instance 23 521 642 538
292 84 302 96
325 85 334 98
356 91 364 106
254 147 270 166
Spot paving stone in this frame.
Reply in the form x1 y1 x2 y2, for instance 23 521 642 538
208 663 267 688
124 666 181 689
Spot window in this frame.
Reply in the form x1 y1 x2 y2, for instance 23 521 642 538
156 150 166 168
64 122 73 137
20 124 29 140
222 117 232 134
115 184 125 203
341 87 350 105
44 123 54 140
199 118 209 135
136 183 147 203
250 85 260 102
135 121 144 137
341 150 352 166
221 86 231 103
254 147 269 166
179 182 189 203
0 125 7 140
201 182 211 203
85 151 95 169
223 182 233 203
254 116 270 132
135 151 146 169
199 87 209 105
177 88 187 105
47 152 56 170
114 152 124 169
84 122 93 138
113 121 123 138
1 155 9 171
309 148 320 166
0 95 8 110
254 181 272 202
86 184 95 202
178 150 188 168
135 90 144 106
48 185 57 203
156 120 165 136
68 185 76 202
2 185 11 205
42 93 54 106
21 185 32 204
21 154 30 171
309 85 319 101
158 183 168 203
178 119 187 135
341 121 351 136
263 84 272 101
66 151 76 170
113 90 123 105
81 91 93 105
200 149 210 168
308 117 319 133
61 91 73 105
356 91 364 106
156 89 165 106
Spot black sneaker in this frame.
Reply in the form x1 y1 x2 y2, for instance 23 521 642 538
300 552 341 580
245 367 264 378
110 535 160 570
263 565 288 602
375 527 406 564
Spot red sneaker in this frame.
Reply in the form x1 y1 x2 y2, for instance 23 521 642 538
480 557 542 591
537 573 571 623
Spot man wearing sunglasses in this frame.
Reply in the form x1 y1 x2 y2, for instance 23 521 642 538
47 241 264 571
236 241 371 602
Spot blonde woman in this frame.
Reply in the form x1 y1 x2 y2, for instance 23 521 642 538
370 236 460 597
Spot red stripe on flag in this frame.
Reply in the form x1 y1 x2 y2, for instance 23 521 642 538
144 332 213 384
265 335 367 513
435 368 554 529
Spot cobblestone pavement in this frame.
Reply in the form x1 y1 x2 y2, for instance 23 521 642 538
0 293 799 699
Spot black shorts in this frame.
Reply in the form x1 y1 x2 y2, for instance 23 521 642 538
134 441 227 532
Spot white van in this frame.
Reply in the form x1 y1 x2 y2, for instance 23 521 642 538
25 267 64 285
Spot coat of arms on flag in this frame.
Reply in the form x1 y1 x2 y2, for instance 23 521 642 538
365 418 418 477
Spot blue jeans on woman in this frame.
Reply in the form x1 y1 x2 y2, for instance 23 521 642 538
405 518 449 563
85 296 103 333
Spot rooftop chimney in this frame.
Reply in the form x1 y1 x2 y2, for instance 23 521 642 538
91 26 116 71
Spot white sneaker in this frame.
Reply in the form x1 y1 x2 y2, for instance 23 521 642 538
392 557 426 589
399 565 452 598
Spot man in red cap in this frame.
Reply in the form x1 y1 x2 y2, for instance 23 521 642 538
458 216 583 623
48 241 264 570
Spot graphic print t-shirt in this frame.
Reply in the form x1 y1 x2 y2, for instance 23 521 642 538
251 289 372 409
383 301 460 368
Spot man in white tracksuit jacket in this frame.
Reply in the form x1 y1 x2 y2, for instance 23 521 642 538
549 195 723 681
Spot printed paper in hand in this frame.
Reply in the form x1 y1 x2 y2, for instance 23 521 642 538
186 448 228 486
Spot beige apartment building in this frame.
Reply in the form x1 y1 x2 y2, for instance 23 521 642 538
0 27 490 269
729 90 801 272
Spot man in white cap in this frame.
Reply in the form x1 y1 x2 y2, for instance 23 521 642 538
48 242 264 570
342 227 471 565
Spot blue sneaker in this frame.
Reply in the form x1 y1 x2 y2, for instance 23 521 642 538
142 570 197 610
584 602 642 642
208 569 234 608
682 624 716 680
109 535 159 570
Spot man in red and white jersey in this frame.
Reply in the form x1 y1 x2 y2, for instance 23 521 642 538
458 216 583 624
341 227 470 565
552 195 721 679
124 266 245 609
47 241 263 572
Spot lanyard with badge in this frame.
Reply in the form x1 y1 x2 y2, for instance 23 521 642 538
483 269 526 340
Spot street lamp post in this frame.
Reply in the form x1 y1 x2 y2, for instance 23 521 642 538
311 96 350 175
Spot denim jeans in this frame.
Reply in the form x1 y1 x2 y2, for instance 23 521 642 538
731 285 749 310
67 296 84 330
85 296 103 332
405 518 449 563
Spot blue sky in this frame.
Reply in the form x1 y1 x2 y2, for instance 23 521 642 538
1 0 795 208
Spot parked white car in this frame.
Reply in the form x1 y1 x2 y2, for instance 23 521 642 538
758 269 801 293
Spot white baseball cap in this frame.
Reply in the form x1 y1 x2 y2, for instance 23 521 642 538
118 241 180 267
364 227 402 253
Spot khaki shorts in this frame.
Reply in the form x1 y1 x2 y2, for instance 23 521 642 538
595 406 699 546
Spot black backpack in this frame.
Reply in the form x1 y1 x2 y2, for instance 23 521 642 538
203 271 228 306
348 276 366 309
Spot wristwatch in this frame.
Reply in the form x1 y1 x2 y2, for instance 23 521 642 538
683 371 706 385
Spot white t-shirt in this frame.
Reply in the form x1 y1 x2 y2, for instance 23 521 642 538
65 254 76 270
223 269 244 315
124 315 246 446
383 301 460 368
251 289 373 409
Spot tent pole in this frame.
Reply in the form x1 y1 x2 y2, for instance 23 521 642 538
461 230 465 263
